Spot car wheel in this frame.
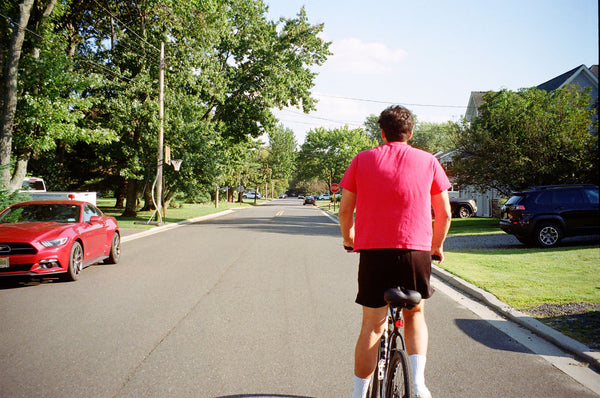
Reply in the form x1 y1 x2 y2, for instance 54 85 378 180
63 241 83 281
105 232 120 264
534 223 562 248
457 205 472 218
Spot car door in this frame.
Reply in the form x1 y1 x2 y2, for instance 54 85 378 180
552 188 589 234
580 187 600 234
80 204 106 262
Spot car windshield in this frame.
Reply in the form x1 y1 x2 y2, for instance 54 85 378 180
0 204 80 224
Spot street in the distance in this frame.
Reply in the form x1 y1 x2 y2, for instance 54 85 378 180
0 199 598 397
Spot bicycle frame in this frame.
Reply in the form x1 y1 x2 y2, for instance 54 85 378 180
369 286 420 398
375 307 407 396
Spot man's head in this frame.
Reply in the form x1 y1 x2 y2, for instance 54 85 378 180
378 105 414 142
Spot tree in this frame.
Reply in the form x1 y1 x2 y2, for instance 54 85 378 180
363 114 383 145
266 124 296 183
296 125 377 191
15 0 330 216
451 88 598 197
410 121 455 153
1 0 117 191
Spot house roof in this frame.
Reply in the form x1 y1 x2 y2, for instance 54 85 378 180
537 64 598 91
469 91 486 110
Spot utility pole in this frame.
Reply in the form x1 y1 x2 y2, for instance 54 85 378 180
156 42 165 222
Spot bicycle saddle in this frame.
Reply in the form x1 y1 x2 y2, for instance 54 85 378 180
384 287 422 309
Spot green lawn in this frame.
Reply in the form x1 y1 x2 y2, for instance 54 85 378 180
441 247 600 309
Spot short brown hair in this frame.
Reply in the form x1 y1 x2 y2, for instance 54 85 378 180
378 105 414 142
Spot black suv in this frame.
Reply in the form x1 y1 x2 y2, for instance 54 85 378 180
500 184 599 247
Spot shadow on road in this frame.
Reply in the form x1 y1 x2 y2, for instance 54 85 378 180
198 212 339 238
455 318 534 354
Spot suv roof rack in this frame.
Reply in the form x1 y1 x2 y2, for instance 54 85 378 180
526 184 598 190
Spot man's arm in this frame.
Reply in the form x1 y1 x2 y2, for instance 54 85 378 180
431 190 452 262
339 189 357 251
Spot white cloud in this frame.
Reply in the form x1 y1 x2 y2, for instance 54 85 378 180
325 38 408 74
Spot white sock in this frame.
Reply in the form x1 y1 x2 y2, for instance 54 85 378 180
409 354 427 392
350 374 370 398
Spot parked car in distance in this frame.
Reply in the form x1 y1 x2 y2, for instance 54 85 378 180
279 193 287 198
0 201 120 281
242 191 261 199
449 197 478 218
499 184 599 248
318 194 330 200
303 196 316 205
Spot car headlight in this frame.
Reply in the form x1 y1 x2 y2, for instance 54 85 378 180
40 237 69 248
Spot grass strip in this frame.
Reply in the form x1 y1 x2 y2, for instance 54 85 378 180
440 247 600 309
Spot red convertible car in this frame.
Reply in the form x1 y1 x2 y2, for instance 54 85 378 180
0 201 120 281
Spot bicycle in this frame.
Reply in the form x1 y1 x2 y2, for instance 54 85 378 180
367 286 422 398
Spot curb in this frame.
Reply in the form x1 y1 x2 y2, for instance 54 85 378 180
432 265 600 371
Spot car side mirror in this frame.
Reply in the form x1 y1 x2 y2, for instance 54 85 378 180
89 216 102 224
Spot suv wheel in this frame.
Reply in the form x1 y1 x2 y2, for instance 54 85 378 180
457 205 472 218
534 222 562 248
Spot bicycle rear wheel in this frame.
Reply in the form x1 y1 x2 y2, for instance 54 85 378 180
385 349 413 398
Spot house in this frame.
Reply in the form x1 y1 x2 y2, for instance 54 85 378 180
442 64 599 217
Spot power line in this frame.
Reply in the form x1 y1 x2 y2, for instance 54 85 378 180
315 93 468 109
90 0 160 54
0 11 135 85
0 11 44 40
279 109 364 125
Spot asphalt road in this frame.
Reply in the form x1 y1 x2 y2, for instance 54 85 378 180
0 198 598 397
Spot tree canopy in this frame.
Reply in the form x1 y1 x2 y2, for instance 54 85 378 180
296 125 377 191
1 0 330 213
450 87 598 196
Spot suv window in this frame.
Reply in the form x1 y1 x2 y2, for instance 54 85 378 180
505 195 523 206
553 189 582 204
583 188 599 204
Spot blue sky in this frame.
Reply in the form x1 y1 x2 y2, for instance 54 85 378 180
265 0 599 143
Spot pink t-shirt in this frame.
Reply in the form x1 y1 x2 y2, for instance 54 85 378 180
340 141 451 251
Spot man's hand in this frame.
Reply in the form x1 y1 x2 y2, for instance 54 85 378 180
339 189 357 253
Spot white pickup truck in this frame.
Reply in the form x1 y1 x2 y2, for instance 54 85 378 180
20 177 97 206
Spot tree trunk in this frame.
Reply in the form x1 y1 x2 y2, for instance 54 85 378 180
8 153 30 191
122 179 138 217
115 179 126 208
0 0 35 187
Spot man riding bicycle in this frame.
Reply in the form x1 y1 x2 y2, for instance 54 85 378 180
339 105 452 398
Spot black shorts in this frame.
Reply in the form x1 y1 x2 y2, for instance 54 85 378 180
356 249 434 308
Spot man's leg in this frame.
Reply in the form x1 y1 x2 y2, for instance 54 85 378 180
355 305 388 378
403 300 427 355
350 305 388 398
403 301 431 397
